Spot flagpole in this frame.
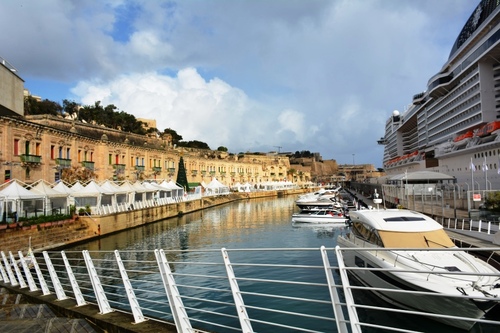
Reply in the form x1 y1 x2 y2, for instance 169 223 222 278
484 156 488 191
471 157 474 195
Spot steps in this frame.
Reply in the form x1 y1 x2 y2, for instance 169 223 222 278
0 288 102 333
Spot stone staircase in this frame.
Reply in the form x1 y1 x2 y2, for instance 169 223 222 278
0 287 102 333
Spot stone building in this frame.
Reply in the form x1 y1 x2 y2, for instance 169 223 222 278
0 57 294 187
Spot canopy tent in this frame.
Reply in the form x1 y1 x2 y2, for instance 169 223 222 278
132 181 156 201
205 178 230 195
70 181 85 192
119 181 140 205
0 180 46 221
100 180 129 205
143 181 170 199
29 180 70 214
72 180 111 211
388 171 455 183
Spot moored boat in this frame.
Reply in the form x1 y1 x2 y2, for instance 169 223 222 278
336 207 500 330
291 209 349 224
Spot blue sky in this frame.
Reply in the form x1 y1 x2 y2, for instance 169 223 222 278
0 0 479 167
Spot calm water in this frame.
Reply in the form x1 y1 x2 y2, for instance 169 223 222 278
63 196 497 333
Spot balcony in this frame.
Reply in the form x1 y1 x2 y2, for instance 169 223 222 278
167 168 175 173
82 161 95 170
191 170 198 175
135 165 145 171
113 163 126 171
55 158 72 168
209 171 216 176
20 154 41 165
152 166 162 173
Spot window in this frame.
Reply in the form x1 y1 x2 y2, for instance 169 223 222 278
13 139 19 156
66 148 70 159
50 145 55 159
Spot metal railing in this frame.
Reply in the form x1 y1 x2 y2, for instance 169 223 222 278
1 246 500 333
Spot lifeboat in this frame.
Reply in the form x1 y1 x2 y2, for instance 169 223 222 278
475 121 500 137
453 130 473 142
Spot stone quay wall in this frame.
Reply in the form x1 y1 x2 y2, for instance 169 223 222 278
0 188 310 255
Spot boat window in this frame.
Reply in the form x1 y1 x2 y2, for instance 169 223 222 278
352 222 384 247
383 216 426 222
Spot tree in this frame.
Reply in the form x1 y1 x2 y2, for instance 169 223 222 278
178 140 210 150
62 99 80 118
217 146 228 152
61 166 97 184
176 156 190 193
163 128 183 145
24 97 62 116
483 191 500 213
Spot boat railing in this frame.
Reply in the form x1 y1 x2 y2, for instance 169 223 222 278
1 246 500 332
438 216 500 235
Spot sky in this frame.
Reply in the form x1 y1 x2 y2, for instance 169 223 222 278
0 0 480 167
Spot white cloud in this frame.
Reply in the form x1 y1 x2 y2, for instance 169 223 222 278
0 0 481 165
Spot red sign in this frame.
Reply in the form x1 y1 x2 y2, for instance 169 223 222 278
473 193 482 201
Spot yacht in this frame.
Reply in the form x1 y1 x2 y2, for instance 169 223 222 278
337 208 500 330
379 1 500 190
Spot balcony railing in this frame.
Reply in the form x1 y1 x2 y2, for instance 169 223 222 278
82 161 95 170
55 158 72 168
152 166 162 172
191 170 198 175
135 165 145 171
20 154 41 164
167 168 175 173
113 164 126 171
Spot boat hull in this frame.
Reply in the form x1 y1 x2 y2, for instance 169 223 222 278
337 236 496 330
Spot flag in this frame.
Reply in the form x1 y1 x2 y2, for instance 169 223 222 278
498 157 500 174
483 160 489 172
470 158 475 171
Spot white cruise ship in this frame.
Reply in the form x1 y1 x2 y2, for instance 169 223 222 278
380 0 500 190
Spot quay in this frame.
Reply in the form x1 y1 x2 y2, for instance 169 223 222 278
1 187 500 333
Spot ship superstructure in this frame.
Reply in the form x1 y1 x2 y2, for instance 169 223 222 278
380 0 500 190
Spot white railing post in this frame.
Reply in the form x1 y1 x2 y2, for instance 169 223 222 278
154 249 193 333
1 251 17 286
478 220 482 233
9 251 27 288
30 251 50 295
335 246 362 333
0 256 9 283
82 250 113 314
114 250 146 324
221 248 253 333
43 251 68 300
18 251 37 292
320 246 349 333
61 251 87 306
488 222 492 235
469 220 473 231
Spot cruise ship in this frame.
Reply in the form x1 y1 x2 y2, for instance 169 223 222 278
379 0 500 190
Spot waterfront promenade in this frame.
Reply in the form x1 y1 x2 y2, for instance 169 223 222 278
2 188 500 333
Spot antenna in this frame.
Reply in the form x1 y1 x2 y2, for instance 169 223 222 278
274 146 282 153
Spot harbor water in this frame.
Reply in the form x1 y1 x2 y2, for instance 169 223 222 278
61 195 497 333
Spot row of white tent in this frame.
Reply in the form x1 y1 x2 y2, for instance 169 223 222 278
0 178 294 220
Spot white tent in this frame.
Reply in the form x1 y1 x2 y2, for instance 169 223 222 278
100 180 129 205
72 180 110 212
0 180 46 221
205 178 230 195
29 181 70 214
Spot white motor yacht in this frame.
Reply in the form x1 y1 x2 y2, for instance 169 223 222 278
291 209 349 224
337 208 500 330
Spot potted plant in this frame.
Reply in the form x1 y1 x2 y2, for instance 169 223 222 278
78 208 85 216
